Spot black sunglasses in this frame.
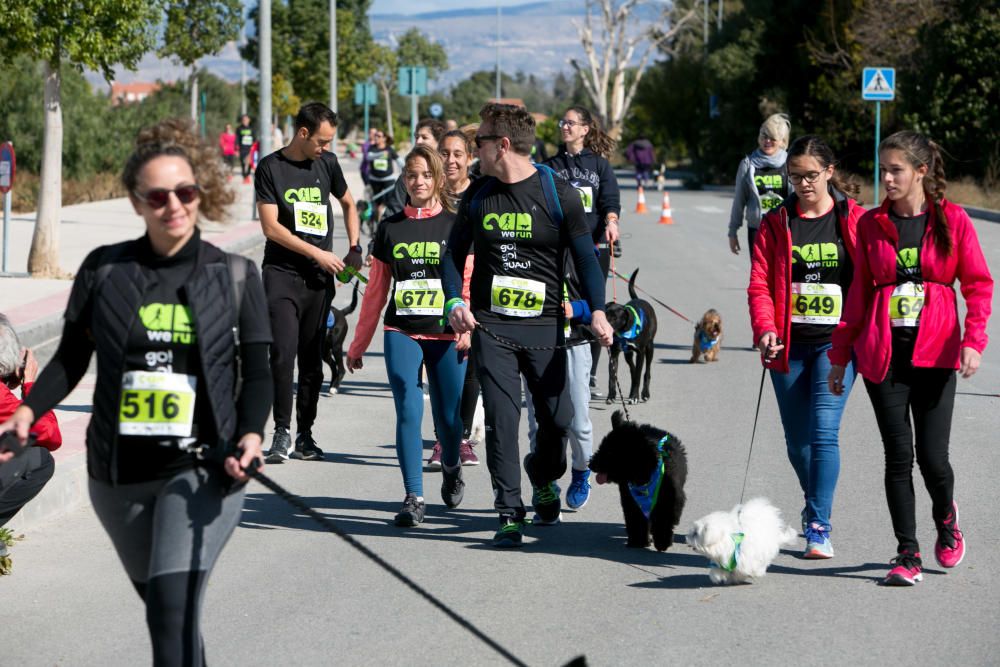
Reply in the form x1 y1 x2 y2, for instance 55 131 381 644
474 134 503 148
134 185 201 208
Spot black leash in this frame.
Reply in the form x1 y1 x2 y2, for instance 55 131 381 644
611 269 692 323
245 464 533 667
739 365 768 504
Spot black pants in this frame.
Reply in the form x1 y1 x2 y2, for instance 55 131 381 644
863 340 956 555
0 446 55 527
460 354 481 439
474 321 571 518
264 265 334 434
239 149 252 178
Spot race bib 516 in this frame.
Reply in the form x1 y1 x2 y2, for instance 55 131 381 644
490 276 545 317
790 282 842 325
119 371 197 437
394 279 444 316
293 201 328 237
890 282 924 327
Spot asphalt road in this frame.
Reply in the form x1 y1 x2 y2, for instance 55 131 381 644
4 186 1000 666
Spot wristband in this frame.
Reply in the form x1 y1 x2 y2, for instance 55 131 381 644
445 298 466 316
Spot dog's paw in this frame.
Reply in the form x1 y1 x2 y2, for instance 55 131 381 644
641 392 650 402
605 397 615 405
626 397 639 405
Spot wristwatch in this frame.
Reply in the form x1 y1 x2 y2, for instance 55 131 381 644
349 244 363 254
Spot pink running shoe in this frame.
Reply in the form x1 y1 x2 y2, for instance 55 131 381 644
426 442 443 470
459 439 480 466
935 501 966 568
884 552 923 586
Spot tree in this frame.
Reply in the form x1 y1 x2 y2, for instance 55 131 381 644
368 29 448 140
0 0 158 275
571 0 698 138
160 0 243 123
370 44 399 137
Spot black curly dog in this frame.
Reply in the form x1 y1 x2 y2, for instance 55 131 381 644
323 281 360 394
605 268 657 404
589 410 687 551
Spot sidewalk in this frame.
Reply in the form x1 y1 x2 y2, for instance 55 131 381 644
1 154 365 531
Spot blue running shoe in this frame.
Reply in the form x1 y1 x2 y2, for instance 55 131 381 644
566 469 592 510
531 482 562 525
804 523 834 559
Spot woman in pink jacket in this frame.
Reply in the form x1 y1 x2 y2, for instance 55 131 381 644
828 131 993 586
749 136 864 560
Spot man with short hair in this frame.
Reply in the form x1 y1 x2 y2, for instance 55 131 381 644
236 114 256 183
256 102 362 462
379 118 448 221
442 103 613 548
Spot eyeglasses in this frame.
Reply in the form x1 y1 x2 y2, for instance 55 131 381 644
558 119 584 129
759 134 777 143
788 171 824 185
134 185 200 208
474 134 502 148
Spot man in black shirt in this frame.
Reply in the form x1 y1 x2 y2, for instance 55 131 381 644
236 114 255 183
256 102 362 462
443 103 612 548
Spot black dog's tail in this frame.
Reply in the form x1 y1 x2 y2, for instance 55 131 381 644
342 281 360 315
628 268 639 301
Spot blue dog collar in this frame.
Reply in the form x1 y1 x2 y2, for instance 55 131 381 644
628 435 669 519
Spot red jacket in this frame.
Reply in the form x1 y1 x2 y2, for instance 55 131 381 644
0 382 62 451
829 198 993 381
748 192 864 373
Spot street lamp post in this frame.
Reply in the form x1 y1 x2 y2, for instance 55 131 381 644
495 3 502 100
330 0 338 113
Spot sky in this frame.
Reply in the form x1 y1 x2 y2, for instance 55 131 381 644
371 0 538 13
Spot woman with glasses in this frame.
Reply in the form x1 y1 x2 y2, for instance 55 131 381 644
545 106 621 405
0 119 273 665
729 113 792 257
748 135 864 560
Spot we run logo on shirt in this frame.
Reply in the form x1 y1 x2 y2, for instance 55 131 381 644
138 304 196 345
897 248 919 272
792 243 839 269
393 241 441 265
283 187 323 204
482 212 532 239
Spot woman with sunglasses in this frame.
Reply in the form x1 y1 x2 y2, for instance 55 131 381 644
729 114 792 257
828 131 992 586
749 135 864 560
0 119 273 665
545 106 621 401
347 146 470 527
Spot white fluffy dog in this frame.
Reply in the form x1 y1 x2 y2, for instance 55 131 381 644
686 497 797 584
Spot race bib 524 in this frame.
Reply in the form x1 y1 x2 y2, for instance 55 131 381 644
293 201 328 237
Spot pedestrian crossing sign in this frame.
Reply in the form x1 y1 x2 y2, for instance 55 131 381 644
862 67 895 101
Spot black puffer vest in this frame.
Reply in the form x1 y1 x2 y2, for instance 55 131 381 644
86 239 246 483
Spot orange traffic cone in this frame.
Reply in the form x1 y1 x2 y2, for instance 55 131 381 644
658 192 674 225
635 185 649 214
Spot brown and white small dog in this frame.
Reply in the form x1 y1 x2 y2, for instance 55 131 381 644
690 309 723 363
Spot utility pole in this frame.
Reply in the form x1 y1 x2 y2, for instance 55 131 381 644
330 0 338 113
717 0 723 31
495 3 502 100
240 21 247 117
260 0 272 158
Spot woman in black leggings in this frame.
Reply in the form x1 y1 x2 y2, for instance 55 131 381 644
829 131 993 586
1 119 273 664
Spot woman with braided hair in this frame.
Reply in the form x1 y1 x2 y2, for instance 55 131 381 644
828 131 993 586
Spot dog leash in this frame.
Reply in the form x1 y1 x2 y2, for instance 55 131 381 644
611 269 692 323
244 463 540 667
739 365 768 505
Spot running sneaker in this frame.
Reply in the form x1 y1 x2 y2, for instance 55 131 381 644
884 552 923 586
935 501 966 568
459 439 480 466
440 465 465 509
291 432 324 461
265 427 291 464
426 442 443 470
532 481 562 525
803 524 834 559
492 516 525 548
566 469 592 510
394 493 426 527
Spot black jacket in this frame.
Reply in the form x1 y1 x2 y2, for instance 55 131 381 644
545 147 622 242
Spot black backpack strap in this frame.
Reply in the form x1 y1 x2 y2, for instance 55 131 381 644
534 163 564 227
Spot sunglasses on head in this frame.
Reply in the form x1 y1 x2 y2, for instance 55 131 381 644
474 134 502 148
134 185 201 208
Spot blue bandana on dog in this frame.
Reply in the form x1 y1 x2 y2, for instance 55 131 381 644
708 532 745 572
628 435 670 518
326 311 336 329
618 305 645 351
697 329 719 353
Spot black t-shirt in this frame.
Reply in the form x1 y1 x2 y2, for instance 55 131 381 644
237 125 255 152
367 147 399 183
458 172 590 325
788 205 849 345
755 165 788 215
373 209 457 334
889 209 928 344
256 149 348 281
64 232 272 483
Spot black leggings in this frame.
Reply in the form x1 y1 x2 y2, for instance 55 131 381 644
460 354 480 439
863 341 956 555
264 266 333 433
239 149 252 178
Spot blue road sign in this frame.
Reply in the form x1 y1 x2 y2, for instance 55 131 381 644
353 82 376 106
429 103 443 118
398 66 428 97
862 67 895 101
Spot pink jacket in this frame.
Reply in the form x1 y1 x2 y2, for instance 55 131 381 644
748 192 863 373
829 198 993 381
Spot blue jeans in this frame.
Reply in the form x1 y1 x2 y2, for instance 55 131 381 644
769 341 856 531
384 331 467 497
